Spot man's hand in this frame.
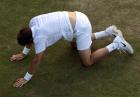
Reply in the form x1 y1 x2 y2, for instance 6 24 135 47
10 53 25 61
13 78 28 88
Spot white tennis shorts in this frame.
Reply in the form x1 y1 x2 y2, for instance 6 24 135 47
74 11 92 51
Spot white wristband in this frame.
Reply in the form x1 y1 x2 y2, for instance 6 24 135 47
22 47 30 55
24 72 33 81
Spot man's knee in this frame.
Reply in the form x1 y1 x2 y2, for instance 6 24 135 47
81 61 94 67
78 49 93 67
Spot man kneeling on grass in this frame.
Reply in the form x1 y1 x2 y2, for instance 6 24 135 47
10 11 134 88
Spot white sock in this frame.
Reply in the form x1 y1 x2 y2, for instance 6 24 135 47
94 31 109 39
106 43 118 53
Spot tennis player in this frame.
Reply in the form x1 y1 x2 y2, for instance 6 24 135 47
10 11 134 88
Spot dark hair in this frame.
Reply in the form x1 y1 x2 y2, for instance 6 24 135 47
17 27 33 46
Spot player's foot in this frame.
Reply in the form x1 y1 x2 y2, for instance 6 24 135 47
105 25 123 37
113 36 134 54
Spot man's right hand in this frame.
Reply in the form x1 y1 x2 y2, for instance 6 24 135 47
10 53 25 61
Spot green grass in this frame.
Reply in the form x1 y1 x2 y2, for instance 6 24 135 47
0 0 140 97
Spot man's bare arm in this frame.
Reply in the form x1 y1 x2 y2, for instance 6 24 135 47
28 52 43 74
13 52 44 88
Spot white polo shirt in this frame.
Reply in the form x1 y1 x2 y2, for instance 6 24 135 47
29 11 73 54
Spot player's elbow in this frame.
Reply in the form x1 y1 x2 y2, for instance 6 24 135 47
32 58 41 65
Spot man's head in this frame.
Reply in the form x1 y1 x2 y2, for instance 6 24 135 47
17 27 33 46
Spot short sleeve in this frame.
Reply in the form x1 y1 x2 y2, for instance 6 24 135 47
34 37 46 54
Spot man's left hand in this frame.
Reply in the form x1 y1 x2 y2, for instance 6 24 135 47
13 78 28 88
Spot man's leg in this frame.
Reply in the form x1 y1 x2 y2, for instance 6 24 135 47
79 36 134 67
79 48 108 66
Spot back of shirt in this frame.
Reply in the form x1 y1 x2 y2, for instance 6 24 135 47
29 12 64 54
29 11 73 54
